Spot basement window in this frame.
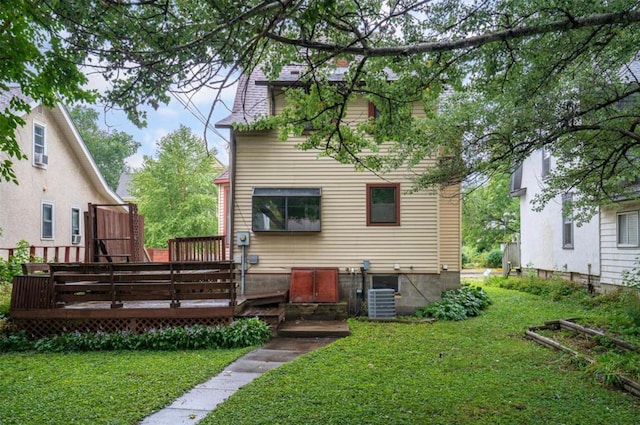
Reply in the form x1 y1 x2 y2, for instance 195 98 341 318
371 275 400 293
252 188 321 232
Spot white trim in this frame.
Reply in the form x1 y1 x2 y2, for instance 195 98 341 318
617 210 639 248
32 121 47 168
71 206 82 244
41 201 55 240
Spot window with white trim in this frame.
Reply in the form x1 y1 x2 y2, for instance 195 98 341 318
617 210 639 247
33 122 47 167
562 194 573 249
41 202 54 240
71 207 81 244
541 148 551 178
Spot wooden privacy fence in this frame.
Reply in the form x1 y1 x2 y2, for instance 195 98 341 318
169 236 226 262
10 260 237 336
85 203 145 263
502 241 521 277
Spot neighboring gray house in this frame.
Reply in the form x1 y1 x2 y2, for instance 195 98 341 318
116 172 136 202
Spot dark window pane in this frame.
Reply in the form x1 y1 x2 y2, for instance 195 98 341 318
253 197 286 231
72 209 81 235
252 188 322 232
370 187 397 223
287 196 321 231
42 204 53 239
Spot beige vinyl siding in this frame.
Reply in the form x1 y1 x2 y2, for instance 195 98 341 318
439 185 462 271
234 132 441 274
600 202 640 286
273 88 372 122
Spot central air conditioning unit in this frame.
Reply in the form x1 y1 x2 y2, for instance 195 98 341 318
368 288 396 320
71 234 82 245
34 153 48 166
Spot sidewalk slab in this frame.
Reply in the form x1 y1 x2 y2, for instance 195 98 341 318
196 371 261 390
138 336 341 425
139 408 209 425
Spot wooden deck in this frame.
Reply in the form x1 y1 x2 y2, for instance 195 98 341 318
10 261 237 337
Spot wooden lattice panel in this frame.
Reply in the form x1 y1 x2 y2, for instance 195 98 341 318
11 316 232 338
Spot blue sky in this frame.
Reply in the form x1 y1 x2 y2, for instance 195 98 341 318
84 72 236 168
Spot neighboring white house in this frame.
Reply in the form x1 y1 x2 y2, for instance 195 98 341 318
215 66 461 314
600 200 640 287
0 86 126 259
511 150 639 291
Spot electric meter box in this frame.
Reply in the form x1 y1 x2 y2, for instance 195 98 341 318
236 231 250 246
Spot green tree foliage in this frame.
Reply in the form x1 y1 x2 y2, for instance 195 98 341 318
3 1 640 218
68 105 140 190
130 126 221 247
0 0 93 183
462 173 520 253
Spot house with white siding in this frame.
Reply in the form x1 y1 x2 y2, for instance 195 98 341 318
216 67 461 314
510 59 640 291
0 86 126 259
510 151 640 291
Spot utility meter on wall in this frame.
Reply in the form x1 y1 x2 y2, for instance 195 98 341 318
237 231 250 246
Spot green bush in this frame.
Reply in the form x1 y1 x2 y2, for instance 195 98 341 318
0 318 271 352
461 245 479 267
485 275 584 300
484 248 503 268
0 240 43 284
414 283 492 321
0 283 11 318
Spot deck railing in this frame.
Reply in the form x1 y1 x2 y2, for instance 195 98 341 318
0 245 82 263
11 261 236 311
168 236 226 262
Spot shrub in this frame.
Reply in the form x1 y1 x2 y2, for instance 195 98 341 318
461 245 477 267
484 249 503 268
0 283 11 318
414 283 492 321
484 275 584 300
0 318 271 352
0 240 43 284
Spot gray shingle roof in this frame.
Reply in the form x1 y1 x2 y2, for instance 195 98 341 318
0 85 34 112
215 64 397 128
215 69 269 128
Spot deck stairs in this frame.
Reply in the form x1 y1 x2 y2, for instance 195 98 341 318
235 290 350 338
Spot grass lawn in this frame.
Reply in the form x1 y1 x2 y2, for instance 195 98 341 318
0 348 252 425
203 285 640 425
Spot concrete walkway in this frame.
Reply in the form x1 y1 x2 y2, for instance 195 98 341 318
139 337 337 425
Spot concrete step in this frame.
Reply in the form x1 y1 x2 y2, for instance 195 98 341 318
277 319 351 338
285 302 348 321
235 305 285 327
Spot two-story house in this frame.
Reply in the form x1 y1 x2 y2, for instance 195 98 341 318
511 150 640 291
0 86 126 259
215 67 461 314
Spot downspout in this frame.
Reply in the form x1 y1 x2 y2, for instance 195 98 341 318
229 130 241 293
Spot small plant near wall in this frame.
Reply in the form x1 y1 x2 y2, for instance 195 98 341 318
0 240 43 284
414 283 492 321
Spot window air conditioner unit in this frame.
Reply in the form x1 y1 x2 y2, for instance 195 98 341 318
34 153 48 166
71 234 82 245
